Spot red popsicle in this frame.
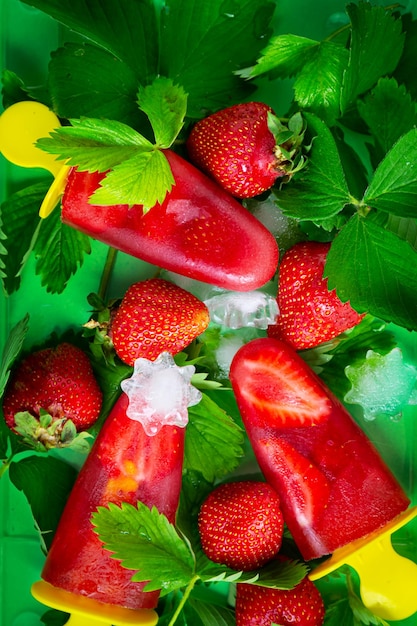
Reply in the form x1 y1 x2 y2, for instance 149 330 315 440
61 150 279 292
229 337 410 561
34 352 201 624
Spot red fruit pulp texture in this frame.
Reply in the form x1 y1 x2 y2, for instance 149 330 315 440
230 338 410 561
41 393 184 609
61 150 278 291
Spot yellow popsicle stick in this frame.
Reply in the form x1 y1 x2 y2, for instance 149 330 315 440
309 506 417 621
0 101 69 218
32 580 159 626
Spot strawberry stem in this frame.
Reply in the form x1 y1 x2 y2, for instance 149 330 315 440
167 575 199 626
97 246 118 301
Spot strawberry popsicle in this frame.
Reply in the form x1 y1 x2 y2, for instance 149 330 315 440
61 150 279 292
33 352 201 625
229 337 410 559
229 337 417 620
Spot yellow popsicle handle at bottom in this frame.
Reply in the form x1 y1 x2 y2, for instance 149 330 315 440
31 580 159 626
309 506 417 621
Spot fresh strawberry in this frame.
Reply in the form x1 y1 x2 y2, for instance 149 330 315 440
198 480 284 571
235 564 325 626
108 277 210 366
2 342 102 449
268 241 365 350
229 336 332 428
186 102 304 198
61 149 279 292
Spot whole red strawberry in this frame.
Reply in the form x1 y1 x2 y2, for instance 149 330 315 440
235 569 325 626
2 342 102 448
186 102 304 198
198 481 284 571
268 241 365 350
109 278 210 366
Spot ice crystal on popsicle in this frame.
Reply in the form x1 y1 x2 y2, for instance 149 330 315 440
121 351 202 435
345 348 417 421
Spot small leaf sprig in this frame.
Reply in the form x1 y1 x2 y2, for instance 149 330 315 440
37 78 188 211
91 498 307 626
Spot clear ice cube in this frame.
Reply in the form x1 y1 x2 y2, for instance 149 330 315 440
204 290 279 329
121 352 202 436
345 347 417 421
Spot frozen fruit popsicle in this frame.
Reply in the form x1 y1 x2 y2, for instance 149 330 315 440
229 337 417 621
61 150 278 292
33 352 201 625
0 101 278 292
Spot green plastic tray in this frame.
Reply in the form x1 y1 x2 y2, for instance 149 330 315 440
1 1 416 625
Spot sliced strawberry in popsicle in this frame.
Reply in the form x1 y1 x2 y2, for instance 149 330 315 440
229 335 332 429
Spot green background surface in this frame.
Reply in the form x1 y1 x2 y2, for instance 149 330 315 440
1 1 416 624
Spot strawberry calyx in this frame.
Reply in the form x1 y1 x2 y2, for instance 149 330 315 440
268 111 307 183
83 292 120 366
13 409 93 453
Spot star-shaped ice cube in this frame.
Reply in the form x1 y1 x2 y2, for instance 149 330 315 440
121 351 202 436
345 347 417 421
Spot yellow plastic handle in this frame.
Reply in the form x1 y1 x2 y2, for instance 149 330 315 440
346 532 417 621
0 101 69 217
309 506 417 621
31 580 159 626
0 101 63 174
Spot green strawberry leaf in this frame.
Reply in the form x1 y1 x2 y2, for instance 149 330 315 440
198 553 306 589
341 2 405 113
37 94 177 210
239 33 321 79
292 41 347 124
92 501 196 596
90 148 174 209
37 117 154 171
325 214 417 330
159 0 275 118
9 454 78 551
1 69 36 108
241 34 348 124
185 393 245 482
20 0 159 82
34 207 91 294
0 314 29 399
186 597 235 626
357 78 417 158
393 15 417 101
363 127 417 218
274 114 351 221
138 77 188 148
48 43 143 127
93 500 307 601
0 315 31 463
386 214 417 250
0 183 45 294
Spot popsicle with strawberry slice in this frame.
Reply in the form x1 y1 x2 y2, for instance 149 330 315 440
32 352 201 625
229 337 417 621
